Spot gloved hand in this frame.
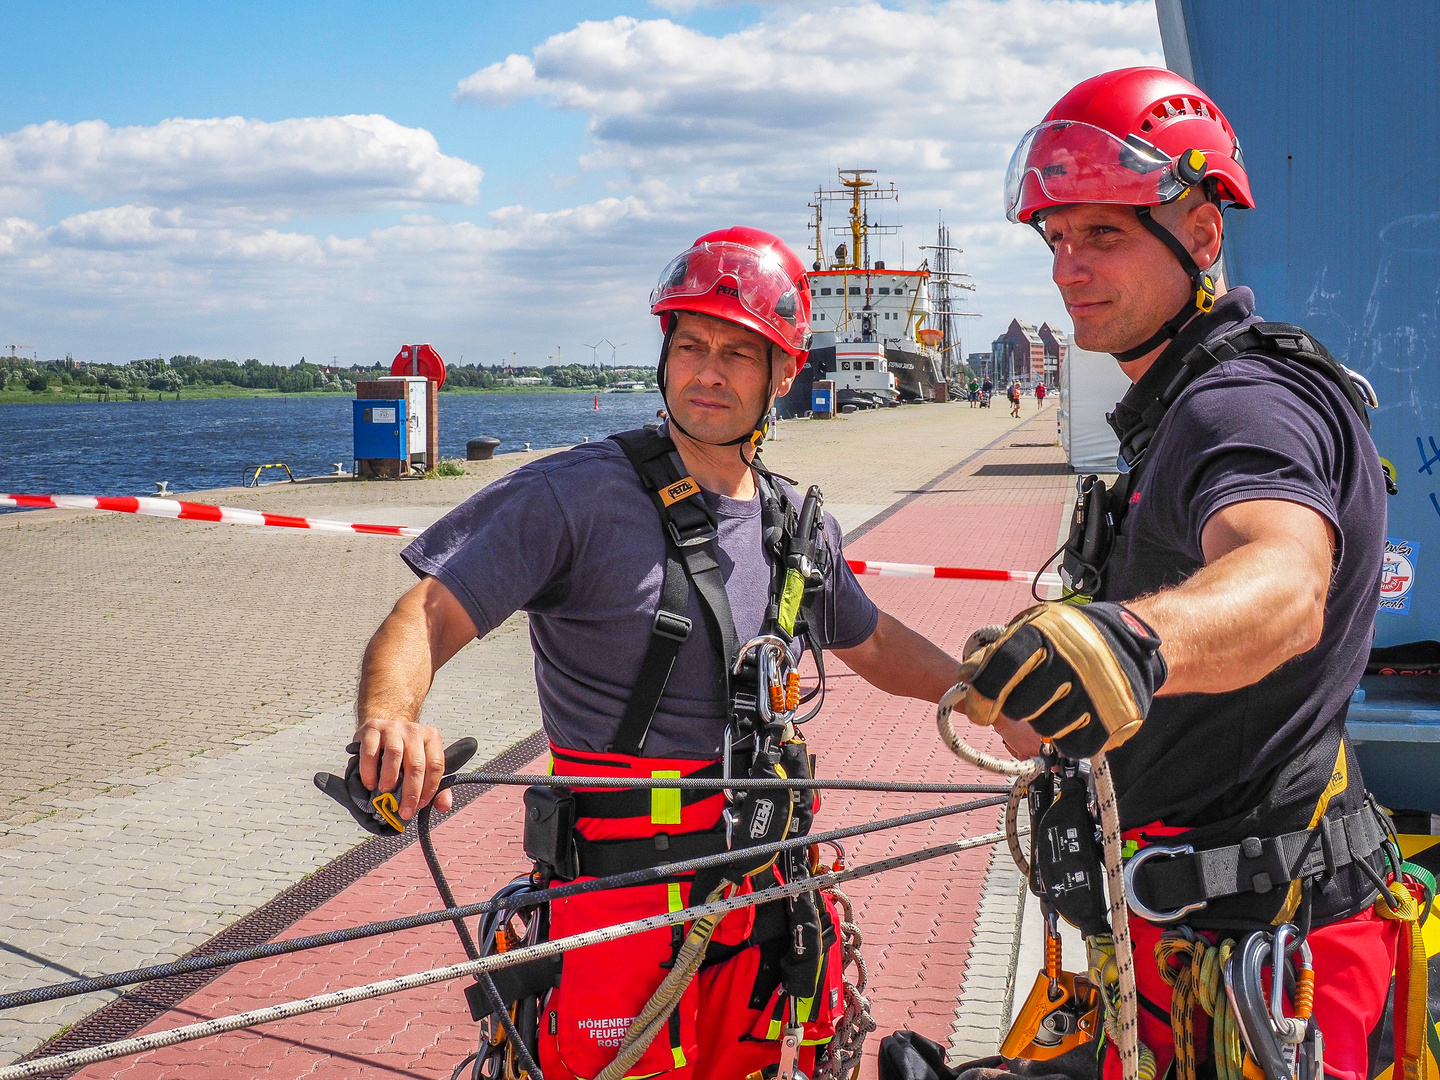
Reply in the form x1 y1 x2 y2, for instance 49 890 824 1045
956 602 1166 758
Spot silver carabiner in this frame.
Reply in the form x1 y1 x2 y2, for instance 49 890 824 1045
732 634 790 675
1269 924 1310 1045
1122 843 1208 924
734 633 793 723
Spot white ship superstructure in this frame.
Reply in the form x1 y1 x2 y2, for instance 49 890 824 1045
807 267 931 401
802 170 975 404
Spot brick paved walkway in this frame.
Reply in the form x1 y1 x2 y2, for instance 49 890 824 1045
1 402 1035 1065
11 408 1072 1079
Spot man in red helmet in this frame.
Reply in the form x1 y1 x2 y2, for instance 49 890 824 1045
953 69 1399 1079
349 227 968 1079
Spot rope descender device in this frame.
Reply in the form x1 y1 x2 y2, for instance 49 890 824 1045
936 682 1148 1080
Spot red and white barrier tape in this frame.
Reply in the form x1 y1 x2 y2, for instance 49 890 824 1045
2 494 421 538
847 559 1062 590
4 494 1065 589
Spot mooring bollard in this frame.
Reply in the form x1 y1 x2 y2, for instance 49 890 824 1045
467 437 501 461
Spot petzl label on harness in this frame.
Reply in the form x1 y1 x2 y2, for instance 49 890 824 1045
660 476 700 506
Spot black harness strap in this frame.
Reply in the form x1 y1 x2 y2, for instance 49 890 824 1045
1099 318 1375 546
1128 805 1389 915
608 428 744 756
1111 319 1372 475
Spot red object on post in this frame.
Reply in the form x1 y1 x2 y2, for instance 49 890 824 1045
391 343 447 389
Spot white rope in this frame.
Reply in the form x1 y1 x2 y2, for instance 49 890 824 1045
0 831 1008 1080
935 685 1141 1080
1092 752 1142 1080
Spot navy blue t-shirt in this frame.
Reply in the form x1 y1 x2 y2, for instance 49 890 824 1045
401 435 879 758
1101 288 1386 830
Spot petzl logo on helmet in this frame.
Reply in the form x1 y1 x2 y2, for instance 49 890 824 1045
750 798 774 839
716 283 739 298
660 476 699 506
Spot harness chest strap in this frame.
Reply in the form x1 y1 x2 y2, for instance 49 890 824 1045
1064 318 1381 603
608 428 743 756
1114 320 1373 474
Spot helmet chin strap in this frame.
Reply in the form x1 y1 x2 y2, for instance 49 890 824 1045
657 317 775 452
1111 204 1217 364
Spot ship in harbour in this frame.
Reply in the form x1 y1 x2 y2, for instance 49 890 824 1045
778 170 978 415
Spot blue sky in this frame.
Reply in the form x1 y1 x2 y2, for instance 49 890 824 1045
0 1 1163 367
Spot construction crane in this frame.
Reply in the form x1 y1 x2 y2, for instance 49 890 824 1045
6 345 31 357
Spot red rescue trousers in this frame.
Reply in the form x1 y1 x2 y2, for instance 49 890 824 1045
538 747 844 1080
1101 825 1400 1080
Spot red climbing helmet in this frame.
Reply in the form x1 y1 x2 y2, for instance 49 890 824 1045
1005 67 1254 225
650 226 811 359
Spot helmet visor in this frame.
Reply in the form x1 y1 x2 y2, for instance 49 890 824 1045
650 241 808 355
1004 121 1188 223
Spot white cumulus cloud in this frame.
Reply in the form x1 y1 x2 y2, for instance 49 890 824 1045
0 0 1164 365
455 0 1163 349
0 114 483 219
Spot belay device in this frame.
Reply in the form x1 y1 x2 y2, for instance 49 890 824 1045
1000 759 1103 1062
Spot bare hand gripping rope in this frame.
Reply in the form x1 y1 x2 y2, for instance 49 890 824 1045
0 830 1014 1080
936 684 1144 1080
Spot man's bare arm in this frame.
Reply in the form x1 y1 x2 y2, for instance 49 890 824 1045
831 610 961 703
1129 498 1334 697
986 499 1334 760
355 576 478 819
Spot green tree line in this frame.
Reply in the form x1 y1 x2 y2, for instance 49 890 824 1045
1 354 659 395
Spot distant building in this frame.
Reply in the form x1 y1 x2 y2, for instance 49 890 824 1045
1037 323 1069 387
966 352 991 380
991 319 1046 385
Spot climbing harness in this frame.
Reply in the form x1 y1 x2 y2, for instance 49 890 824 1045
500 425 848 1080
1044 319 1382 607
341 424 865 1080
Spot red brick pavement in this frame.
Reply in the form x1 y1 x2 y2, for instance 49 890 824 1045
72 416 1071 1080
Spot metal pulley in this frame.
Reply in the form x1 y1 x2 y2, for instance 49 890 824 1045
999 913 1101 1061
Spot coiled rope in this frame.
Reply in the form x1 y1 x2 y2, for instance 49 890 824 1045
936 684 1144 1080
1153 934 1242 1080
0 829 1012 1080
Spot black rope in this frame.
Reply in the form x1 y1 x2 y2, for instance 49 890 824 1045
418 793 542 1079
451 772 1011 794
0 794 1007 1012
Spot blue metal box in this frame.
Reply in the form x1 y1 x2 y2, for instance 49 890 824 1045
353 398 409 460
811 388 832 415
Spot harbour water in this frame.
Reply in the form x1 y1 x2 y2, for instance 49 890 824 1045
1 391 663 498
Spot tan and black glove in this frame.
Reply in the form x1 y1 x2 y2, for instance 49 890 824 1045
957 602 1166 758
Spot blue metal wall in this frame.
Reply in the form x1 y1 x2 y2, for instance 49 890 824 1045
1163 0 1440 647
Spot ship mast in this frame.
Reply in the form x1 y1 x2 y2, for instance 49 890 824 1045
809 169 898 270
919 215 981 381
